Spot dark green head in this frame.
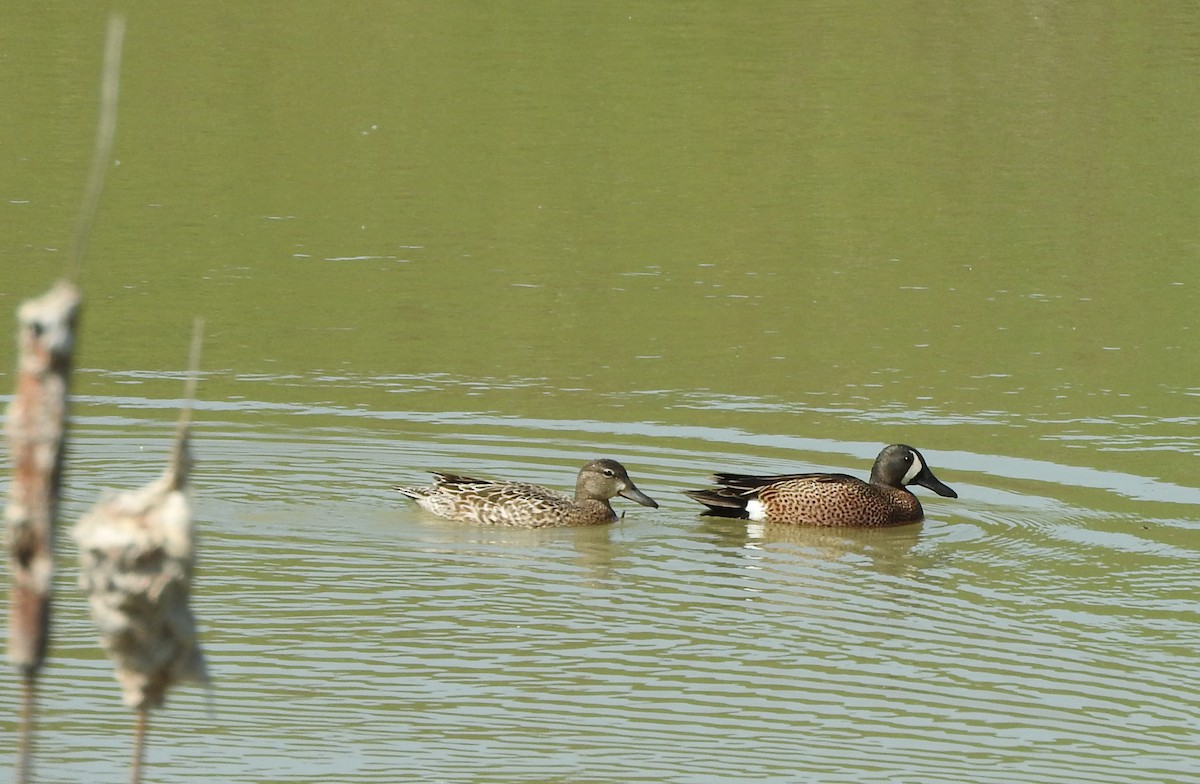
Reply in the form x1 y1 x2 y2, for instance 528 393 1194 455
870 444 957 497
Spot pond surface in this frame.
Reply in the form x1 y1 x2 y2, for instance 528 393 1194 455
2 3 1199 783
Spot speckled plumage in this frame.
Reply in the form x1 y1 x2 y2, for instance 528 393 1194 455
395 458 658 528
684 444 957 527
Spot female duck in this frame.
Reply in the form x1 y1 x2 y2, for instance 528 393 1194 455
396 458 658 527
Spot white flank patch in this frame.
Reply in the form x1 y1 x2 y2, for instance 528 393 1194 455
901 451 925 485
745 498 768 522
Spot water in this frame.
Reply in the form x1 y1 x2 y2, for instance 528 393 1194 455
3 2 1199 782
13 378 1196 783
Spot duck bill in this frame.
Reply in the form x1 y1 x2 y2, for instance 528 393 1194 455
916 469 958 498
620 484 659 508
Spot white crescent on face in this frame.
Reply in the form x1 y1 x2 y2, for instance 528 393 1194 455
901 450 925 485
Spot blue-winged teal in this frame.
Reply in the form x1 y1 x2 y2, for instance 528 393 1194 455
395 458 659 527
684 444 957 527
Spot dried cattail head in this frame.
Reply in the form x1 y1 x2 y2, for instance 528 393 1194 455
73 433 207 711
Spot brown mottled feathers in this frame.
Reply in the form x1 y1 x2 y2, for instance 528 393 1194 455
396 459 658 528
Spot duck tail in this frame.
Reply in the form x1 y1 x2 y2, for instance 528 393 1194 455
393 485 427 500
682 489 750 518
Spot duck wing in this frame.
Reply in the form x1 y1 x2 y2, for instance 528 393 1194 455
710 472 863 492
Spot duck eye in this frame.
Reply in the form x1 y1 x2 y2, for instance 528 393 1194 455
603 469 615 477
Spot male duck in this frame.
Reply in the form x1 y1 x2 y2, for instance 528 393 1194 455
395 458 659 527
684 444 957 527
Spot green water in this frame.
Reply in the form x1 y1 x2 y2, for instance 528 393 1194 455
2 3 1198 783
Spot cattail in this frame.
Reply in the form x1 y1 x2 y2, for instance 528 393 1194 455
6 15 123 782
73 318 207 782
5 281 81 784
72 424 208 711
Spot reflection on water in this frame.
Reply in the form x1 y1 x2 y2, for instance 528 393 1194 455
3 393 1197 784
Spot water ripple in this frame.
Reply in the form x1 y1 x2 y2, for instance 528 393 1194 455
3 407 1198 783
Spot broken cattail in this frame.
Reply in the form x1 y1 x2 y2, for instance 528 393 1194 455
72 319 208 780
71 422 209 711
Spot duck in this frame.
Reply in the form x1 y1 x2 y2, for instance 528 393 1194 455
395 458 658 527
684 444 956 527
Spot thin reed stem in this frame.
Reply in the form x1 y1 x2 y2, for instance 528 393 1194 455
67 13 125 282
16 676 35 784
130 707 148 784
178 317 205 430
